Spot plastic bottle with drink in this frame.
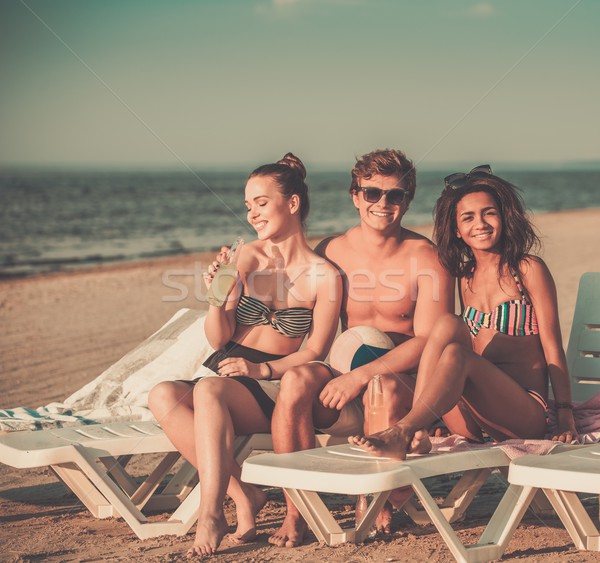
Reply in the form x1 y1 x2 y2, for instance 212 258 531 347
356 374 390 535
206 237 245 307
368 374 388 434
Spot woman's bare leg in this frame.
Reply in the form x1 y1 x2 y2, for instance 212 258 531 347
415 314 485 442
187 377 271 557
149 379 265 541
148 381 196 461
149 378 269 556
350 315 547 459
442 401 485 442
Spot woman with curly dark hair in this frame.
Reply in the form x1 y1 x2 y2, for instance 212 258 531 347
350 165 578 459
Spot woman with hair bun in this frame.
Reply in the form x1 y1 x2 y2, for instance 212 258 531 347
149 153 341 557
350 165 577 460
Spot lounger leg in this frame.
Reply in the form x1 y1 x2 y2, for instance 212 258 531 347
404 468 493 525
100 452 188 512
168 481 201 530
277 488 391 546
410 480 536 563
52 452 182 520
99 455 138 495
70 446 190 539
409 478 472 563
543 488 600 551
145 460 198 511
51 462 114 519
129 451 181 508
283 488 349 545
476 484 537 555
529 488 555 516
159 460 197 496
354 491 392 543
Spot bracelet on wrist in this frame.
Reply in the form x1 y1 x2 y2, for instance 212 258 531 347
263 362 273 381
554 401 573 410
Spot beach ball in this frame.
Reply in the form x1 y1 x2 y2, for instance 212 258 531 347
329 326 394 374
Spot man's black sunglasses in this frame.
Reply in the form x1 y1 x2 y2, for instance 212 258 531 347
355 187 408 206
444 164 493 190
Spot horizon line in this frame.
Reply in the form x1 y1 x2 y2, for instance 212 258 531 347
1 159 600 172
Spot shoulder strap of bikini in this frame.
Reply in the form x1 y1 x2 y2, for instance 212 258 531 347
457 277 465 312
511 269 529 301
314 235 335 258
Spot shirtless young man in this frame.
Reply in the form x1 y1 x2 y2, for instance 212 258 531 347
268 149 455 547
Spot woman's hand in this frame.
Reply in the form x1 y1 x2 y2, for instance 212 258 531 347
216 357 262 379
203 246 230 289
552 410 580 443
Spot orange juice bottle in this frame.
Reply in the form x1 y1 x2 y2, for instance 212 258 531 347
368 374 388 434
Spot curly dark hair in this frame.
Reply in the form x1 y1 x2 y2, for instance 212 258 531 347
249 152 309 226
433 173 540 279
349 149 416 202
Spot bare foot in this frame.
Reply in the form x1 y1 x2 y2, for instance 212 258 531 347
428 422 450 438
229 484 268 544
186 514 228 558
374 501 393 534
355 496 393 535
348 425 432 460
268 513 307 548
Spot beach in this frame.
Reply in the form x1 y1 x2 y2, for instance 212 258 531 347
1 207 600 562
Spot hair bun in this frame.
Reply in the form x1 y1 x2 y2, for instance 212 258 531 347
277 152 306 180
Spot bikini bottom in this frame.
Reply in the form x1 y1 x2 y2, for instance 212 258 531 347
526 388 548 412
181 340 284 421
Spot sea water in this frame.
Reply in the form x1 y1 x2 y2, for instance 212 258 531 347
1 166 599 277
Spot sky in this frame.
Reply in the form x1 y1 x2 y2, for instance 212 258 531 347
1 0 599 169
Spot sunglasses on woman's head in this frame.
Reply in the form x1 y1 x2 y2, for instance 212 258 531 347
444 164 493 190
355 187 408 206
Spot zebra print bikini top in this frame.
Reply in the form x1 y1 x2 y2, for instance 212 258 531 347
462 270 539 338
235 294 313 338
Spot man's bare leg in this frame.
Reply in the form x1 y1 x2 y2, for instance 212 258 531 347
349 426 432 460
269 364 338 547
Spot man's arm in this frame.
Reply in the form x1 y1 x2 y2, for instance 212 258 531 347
319 245 455 410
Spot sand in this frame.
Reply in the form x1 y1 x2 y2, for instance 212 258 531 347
1 208 599 562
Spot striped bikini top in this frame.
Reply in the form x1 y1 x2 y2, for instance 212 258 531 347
462 270 539 338
235 294 313 338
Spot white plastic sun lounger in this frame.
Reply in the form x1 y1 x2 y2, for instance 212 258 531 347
0 421 343 539
242 443 528 563
241 272 600 561
566 272 600 401
0 421 267 539
507 444 600 552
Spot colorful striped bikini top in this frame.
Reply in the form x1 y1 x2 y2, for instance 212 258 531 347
462 270 539 338
235 294 313 338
